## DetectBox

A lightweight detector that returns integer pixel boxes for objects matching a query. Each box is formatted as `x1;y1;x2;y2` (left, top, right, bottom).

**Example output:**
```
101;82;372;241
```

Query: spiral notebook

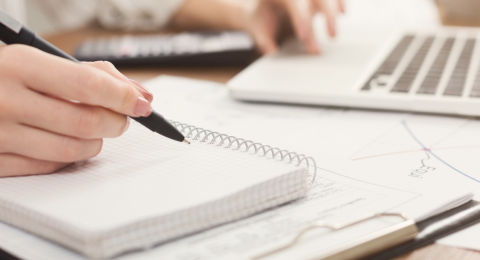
0;121;314;259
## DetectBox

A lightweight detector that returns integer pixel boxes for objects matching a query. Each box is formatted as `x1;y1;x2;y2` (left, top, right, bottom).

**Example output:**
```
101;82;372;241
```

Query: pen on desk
0;10;190;144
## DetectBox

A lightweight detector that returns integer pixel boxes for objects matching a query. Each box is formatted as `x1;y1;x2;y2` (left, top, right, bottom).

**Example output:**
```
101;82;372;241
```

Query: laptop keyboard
471;56;480;97
392;37;434;93
417;38;454;94
361;36;414;90
361;33;480;98
444;38;475;96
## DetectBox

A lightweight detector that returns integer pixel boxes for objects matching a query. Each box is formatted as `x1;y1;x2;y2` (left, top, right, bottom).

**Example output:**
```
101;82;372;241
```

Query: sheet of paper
150;76;480;197
147;75;480;252
0;75;472;260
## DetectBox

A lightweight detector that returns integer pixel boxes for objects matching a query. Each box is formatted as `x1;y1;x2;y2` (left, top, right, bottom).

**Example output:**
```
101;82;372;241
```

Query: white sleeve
0;0;26;23
97;0;187;31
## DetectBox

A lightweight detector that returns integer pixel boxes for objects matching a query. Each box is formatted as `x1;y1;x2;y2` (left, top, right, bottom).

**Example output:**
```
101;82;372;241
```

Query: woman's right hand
0;45;153;177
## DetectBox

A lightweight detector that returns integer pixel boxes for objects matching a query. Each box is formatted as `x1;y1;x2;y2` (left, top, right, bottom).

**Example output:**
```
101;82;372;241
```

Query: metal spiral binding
169;120;317;185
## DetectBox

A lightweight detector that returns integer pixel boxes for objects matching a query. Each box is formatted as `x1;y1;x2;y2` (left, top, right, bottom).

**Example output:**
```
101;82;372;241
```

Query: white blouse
0;0;186;34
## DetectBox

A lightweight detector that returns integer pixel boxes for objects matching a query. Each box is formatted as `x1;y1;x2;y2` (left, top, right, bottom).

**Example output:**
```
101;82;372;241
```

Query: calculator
74;31;255;66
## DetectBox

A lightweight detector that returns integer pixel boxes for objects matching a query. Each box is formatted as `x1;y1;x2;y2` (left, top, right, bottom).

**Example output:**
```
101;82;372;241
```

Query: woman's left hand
243;0;345;54
171;0;344;55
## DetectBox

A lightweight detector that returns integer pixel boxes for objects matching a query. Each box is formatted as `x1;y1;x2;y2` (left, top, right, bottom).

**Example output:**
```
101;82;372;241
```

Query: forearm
170;0;251;31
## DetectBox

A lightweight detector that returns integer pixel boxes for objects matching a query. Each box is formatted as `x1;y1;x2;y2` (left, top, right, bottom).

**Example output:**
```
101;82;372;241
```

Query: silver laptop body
228;25;480;116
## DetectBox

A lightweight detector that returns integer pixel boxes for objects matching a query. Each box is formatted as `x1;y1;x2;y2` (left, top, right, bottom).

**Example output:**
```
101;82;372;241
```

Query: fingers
0;154;70;177
1;124;103;163
83;61;129;81
338;0;345;13
313;0;336;37
83;61;153;103
279;0;319;53
254;30;279;54
0;45;152;117
249;3;279;55
11;87;129;139
129;79;153;103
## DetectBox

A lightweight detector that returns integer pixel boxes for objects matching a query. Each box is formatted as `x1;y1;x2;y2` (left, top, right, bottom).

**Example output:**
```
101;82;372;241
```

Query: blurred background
0;0;477;86
1;0;478;37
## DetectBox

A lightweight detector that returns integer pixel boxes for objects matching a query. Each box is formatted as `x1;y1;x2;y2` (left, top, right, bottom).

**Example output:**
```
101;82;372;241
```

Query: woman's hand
0;45;153;177
171;0;344;54
244;0;345;54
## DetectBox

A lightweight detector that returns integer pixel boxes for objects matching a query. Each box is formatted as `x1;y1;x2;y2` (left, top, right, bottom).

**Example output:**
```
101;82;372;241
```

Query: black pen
0;10;190;144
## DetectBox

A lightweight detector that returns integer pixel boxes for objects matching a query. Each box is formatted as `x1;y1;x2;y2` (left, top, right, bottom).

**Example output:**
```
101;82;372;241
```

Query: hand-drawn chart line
401;120;480;182
350;120;480;182
401;121;479;182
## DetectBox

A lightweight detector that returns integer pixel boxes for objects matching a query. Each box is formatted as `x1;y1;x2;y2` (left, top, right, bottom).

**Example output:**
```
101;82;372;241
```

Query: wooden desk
44;27;480;260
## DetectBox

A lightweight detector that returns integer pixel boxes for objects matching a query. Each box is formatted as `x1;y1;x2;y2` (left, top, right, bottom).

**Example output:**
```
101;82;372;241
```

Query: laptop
228;25;480;116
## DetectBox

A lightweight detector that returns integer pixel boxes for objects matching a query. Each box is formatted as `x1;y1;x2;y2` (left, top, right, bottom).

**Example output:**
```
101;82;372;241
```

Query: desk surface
42;26;480;260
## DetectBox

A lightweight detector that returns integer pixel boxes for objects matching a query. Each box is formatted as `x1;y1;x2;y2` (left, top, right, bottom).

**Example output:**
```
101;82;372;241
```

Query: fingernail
123;117;130;133
134;96;152;117
329;20;336;37
129;79;153;103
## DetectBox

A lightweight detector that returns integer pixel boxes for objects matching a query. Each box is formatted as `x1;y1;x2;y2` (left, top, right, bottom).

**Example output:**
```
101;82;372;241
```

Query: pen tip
183;139;191;145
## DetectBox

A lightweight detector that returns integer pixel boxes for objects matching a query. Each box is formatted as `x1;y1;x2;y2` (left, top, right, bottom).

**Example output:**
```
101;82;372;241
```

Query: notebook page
0;121;307;258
